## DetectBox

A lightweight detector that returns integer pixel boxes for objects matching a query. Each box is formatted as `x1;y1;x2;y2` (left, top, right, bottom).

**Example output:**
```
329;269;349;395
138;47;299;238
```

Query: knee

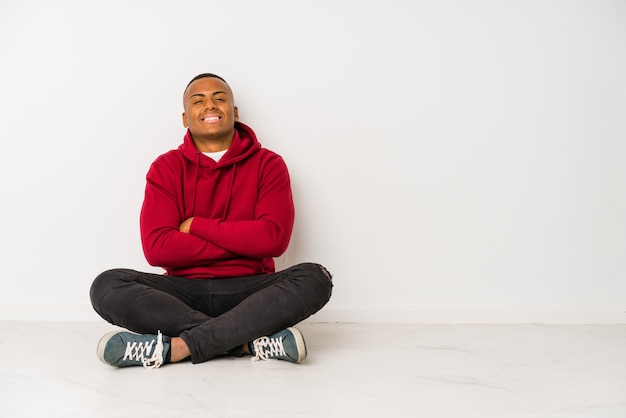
89;268;129;313
298;262;333;301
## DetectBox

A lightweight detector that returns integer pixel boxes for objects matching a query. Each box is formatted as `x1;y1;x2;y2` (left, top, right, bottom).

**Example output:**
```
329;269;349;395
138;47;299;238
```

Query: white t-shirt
203;149;228;162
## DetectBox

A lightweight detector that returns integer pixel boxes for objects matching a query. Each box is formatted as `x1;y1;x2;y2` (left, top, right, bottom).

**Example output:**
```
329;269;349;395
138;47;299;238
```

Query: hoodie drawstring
190;152;200;218
222;163;236;218
190;156;235;220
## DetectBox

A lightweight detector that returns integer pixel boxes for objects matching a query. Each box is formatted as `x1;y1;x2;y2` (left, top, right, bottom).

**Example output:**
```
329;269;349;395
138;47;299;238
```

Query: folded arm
140;164;232;268
188;156;294;258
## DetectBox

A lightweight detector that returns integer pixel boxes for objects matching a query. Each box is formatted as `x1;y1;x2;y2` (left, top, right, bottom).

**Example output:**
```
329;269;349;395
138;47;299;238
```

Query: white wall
1;0;624;323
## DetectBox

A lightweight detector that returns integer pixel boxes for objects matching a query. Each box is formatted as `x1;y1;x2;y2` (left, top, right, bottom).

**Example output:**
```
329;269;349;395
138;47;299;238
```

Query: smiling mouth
202;116;221;122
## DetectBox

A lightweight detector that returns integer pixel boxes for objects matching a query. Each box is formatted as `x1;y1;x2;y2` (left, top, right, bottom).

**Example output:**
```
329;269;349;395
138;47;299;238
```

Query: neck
193;135;233;153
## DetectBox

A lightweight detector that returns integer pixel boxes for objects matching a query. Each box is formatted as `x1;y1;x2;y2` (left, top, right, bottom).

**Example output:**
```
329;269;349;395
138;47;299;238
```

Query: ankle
170;337;191;363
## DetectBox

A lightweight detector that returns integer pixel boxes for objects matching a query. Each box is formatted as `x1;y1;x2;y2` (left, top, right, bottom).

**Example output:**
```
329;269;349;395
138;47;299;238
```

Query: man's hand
179;217;194;234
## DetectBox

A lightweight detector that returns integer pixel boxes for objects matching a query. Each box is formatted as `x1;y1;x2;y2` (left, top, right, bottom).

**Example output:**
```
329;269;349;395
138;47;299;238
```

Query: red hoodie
140;122;295;278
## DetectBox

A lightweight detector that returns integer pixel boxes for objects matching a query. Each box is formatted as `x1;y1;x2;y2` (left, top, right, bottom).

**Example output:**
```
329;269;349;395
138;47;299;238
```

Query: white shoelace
251;335;286;362
122;330;165;369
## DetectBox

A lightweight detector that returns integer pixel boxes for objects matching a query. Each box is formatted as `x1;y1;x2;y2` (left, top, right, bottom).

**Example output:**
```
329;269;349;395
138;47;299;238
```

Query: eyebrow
189;91;228;100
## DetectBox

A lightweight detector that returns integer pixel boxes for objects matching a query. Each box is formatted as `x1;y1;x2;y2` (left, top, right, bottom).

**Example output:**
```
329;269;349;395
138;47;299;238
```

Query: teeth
203;116;220;122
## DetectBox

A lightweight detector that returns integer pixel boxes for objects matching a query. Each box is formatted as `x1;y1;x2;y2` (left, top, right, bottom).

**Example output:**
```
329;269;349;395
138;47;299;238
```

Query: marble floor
0;321;624;418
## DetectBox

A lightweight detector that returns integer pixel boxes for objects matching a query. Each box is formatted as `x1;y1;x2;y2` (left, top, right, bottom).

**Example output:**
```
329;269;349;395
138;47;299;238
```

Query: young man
90;73;333;369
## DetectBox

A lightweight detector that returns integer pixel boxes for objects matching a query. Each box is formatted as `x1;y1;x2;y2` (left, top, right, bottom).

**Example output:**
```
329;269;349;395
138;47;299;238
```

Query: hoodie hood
178;121;261;167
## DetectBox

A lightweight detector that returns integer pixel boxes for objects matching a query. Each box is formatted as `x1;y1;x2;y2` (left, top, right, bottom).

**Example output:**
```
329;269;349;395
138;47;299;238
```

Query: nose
204;99;218;110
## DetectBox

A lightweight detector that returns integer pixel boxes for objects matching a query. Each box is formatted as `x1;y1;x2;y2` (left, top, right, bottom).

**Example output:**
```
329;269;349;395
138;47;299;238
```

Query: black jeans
90;262;333;363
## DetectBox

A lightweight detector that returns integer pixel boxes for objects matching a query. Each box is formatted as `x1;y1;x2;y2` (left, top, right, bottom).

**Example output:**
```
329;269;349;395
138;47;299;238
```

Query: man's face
182;77;238;145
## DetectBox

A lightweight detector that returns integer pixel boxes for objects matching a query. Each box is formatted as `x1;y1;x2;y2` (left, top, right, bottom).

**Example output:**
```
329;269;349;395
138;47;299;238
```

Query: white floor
1;322;625;418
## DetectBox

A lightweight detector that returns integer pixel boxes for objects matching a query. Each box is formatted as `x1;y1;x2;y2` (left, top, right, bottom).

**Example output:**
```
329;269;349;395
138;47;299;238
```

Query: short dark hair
185;73;228;91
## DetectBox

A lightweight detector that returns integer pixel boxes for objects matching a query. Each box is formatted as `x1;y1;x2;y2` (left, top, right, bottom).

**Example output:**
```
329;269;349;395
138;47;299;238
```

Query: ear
234;106;239;122
182;112;188;128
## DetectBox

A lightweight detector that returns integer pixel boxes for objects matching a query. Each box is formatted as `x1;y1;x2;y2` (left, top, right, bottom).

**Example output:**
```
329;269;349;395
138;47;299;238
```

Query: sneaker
97;330;170;369
250;327;307;363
